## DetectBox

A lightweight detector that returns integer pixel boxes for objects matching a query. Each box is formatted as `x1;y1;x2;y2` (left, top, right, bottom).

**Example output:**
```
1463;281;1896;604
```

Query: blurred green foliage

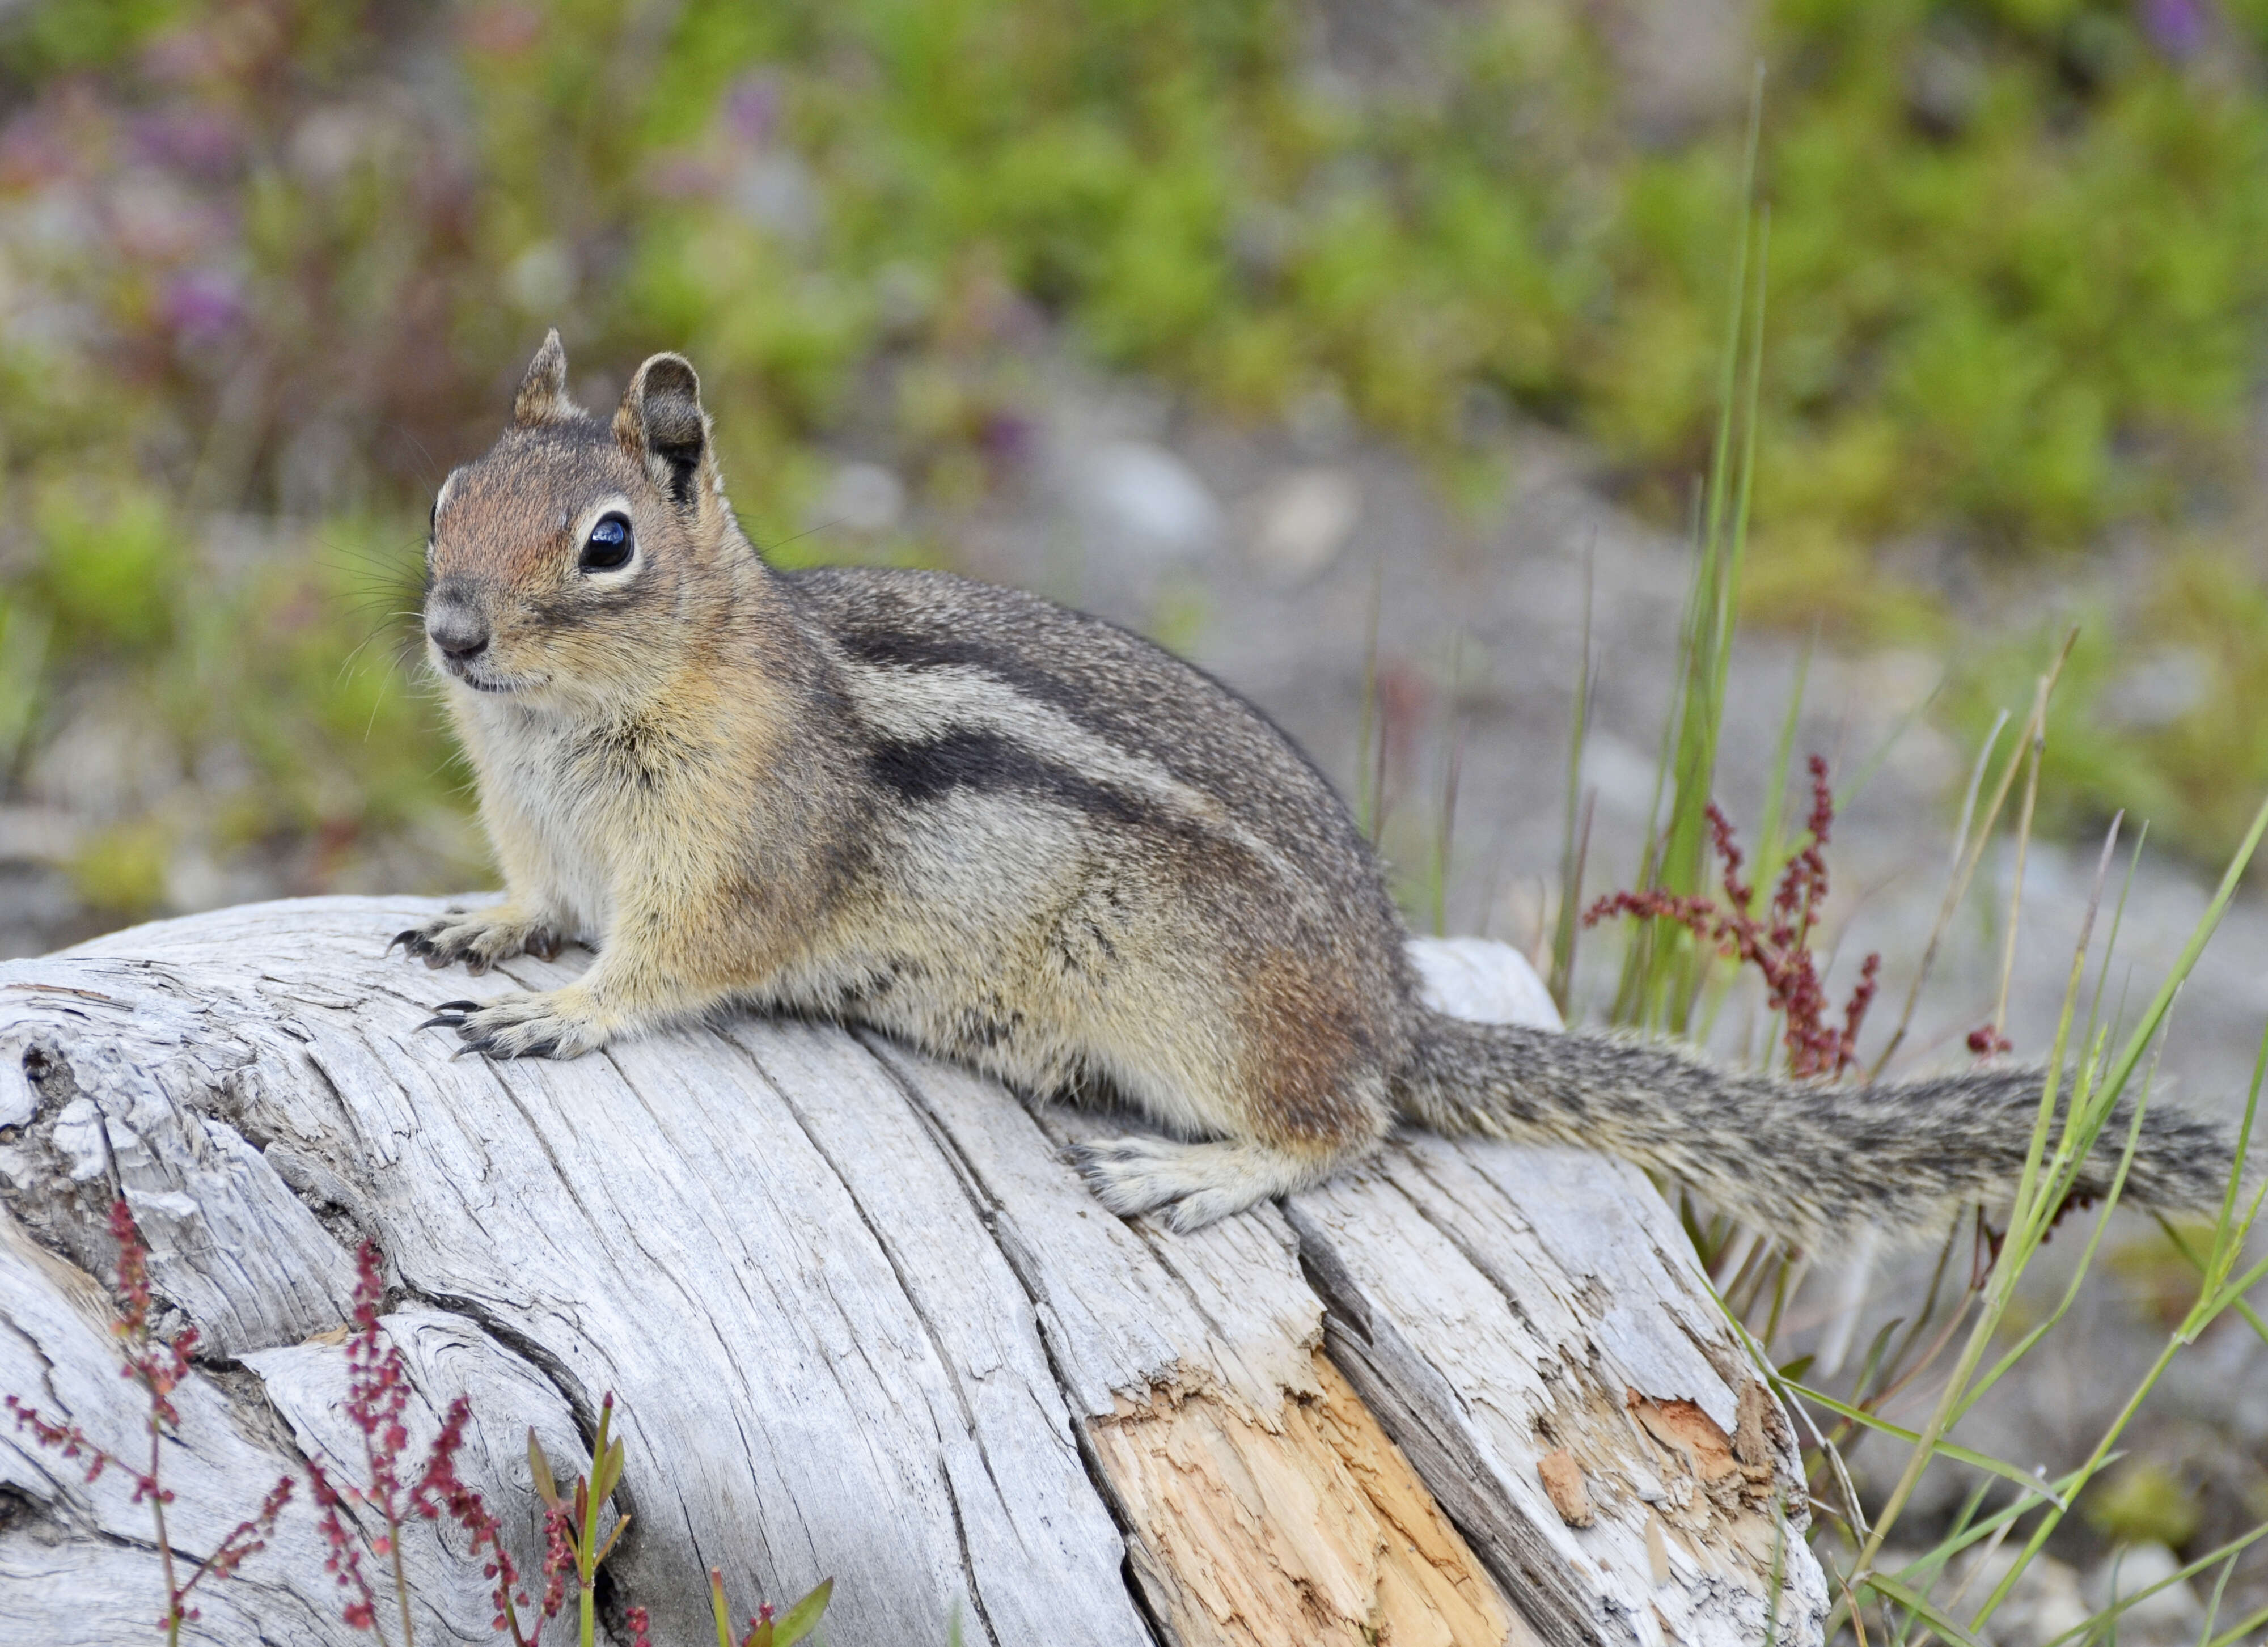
1;0;2266;913
2087;1456;2205;1550
1952;550;2268;866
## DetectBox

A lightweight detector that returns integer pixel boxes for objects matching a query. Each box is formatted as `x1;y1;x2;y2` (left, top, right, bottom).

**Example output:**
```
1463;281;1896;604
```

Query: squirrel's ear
615;352;713;508
513;329;581;427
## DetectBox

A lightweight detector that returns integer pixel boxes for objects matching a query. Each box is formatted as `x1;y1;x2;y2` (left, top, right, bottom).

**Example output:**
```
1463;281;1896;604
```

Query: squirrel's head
422;331;750;709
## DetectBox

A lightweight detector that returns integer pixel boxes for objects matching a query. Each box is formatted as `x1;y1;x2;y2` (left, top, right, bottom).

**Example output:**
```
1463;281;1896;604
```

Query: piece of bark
0;896;1826;1646
1536;1450;1594;1529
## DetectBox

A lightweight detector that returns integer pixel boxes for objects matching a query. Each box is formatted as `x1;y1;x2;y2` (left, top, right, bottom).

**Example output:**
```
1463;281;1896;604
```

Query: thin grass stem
1987;664;2061;1045
1871;708;2013;1077
1550;551;1597;1008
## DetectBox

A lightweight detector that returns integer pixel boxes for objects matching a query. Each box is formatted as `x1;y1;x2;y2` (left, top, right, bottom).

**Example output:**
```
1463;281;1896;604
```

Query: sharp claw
387;929;421;956
432;999;481;1011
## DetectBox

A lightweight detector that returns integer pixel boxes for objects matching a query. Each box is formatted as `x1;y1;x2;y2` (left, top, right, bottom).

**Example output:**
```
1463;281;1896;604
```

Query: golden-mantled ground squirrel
396;333;2235;1236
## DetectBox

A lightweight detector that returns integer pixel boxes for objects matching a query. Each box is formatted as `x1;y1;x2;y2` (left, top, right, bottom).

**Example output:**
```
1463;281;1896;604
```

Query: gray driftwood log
0;897;1827;1646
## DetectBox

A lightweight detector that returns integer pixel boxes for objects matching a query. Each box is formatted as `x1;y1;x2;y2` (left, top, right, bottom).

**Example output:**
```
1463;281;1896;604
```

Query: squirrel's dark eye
580;513;633;572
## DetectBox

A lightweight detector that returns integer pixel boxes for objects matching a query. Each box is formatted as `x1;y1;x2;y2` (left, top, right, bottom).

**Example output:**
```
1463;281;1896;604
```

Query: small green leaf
592;1510;632;1567
772;1577;834;1647
526;1428;560;1510
597;1436;625;1502
711;1569;733;1647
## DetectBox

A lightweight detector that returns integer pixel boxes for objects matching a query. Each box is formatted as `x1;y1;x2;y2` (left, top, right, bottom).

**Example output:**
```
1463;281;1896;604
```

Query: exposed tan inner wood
1090;1352;1533;1647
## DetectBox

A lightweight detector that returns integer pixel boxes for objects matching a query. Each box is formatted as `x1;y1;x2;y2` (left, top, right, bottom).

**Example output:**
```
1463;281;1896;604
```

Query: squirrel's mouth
440;658;537;695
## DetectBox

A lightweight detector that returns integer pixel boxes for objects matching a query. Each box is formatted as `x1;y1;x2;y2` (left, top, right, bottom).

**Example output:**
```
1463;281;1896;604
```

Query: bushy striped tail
1393;1012;2238;1247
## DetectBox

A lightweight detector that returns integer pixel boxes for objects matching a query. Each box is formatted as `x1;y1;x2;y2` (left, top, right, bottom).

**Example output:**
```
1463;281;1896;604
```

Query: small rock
1247;467;1361;583
2084;1544;2204;1642
505;239;576;314
814;462;905;536
1579;731;1663;824
1907;28;1990;141
0;806;79;865
872;261;936;338
1458;382;1512;447
1287;385;1355;459
1075;441;1222;563
2101;649;2211;730
288;107;370;184
1955;1546;2089;1646
166;843;239;914
730;152;821;243
24;704;180;822
1595;0;1760;144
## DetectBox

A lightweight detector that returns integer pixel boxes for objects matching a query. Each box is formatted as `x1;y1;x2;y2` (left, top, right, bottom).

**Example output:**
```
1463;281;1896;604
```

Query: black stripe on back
819;593;1354;822
867;727;1149;829
836;629;1100;730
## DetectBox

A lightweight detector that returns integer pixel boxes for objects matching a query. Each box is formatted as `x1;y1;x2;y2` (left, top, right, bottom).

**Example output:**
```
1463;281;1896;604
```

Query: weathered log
0;898;1827;1646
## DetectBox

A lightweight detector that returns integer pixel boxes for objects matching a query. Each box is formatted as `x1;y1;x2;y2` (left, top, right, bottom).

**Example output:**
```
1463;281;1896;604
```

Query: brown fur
397;335;2244;1240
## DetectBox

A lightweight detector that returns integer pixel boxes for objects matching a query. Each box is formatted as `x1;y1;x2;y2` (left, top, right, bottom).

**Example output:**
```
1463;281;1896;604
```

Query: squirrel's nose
426;604;490;661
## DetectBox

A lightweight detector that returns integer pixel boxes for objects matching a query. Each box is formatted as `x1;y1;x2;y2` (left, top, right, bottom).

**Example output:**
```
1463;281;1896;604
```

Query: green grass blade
2154;1216;2268;1348
1550;553;1597;1009
1863;1572;1986;1647
1750;626;1812;915
2095;790;2268;1115
1782;1381;2067;1508
2034;1522;2268;1646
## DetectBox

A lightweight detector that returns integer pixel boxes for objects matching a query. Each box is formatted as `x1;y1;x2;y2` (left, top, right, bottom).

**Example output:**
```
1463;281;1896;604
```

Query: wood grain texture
0;896;1825;1646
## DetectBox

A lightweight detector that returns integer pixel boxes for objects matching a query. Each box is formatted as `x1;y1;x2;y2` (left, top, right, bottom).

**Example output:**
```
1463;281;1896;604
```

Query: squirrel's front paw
420;989;606;1060
390;907;564;975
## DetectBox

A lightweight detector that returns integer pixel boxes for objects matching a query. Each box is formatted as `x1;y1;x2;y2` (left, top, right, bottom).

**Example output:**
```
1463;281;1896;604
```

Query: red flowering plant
311;1240;582;1647
5;1199;294;1646
523;1391;629;1647
1585;753;1881;1081
7;1207;830;1645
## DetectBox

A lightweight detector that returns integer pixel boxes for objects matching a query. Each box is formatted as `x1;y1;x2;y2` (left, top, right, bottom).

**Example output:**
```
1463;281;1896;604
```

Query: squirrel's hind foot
1072;1134;1355;1232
